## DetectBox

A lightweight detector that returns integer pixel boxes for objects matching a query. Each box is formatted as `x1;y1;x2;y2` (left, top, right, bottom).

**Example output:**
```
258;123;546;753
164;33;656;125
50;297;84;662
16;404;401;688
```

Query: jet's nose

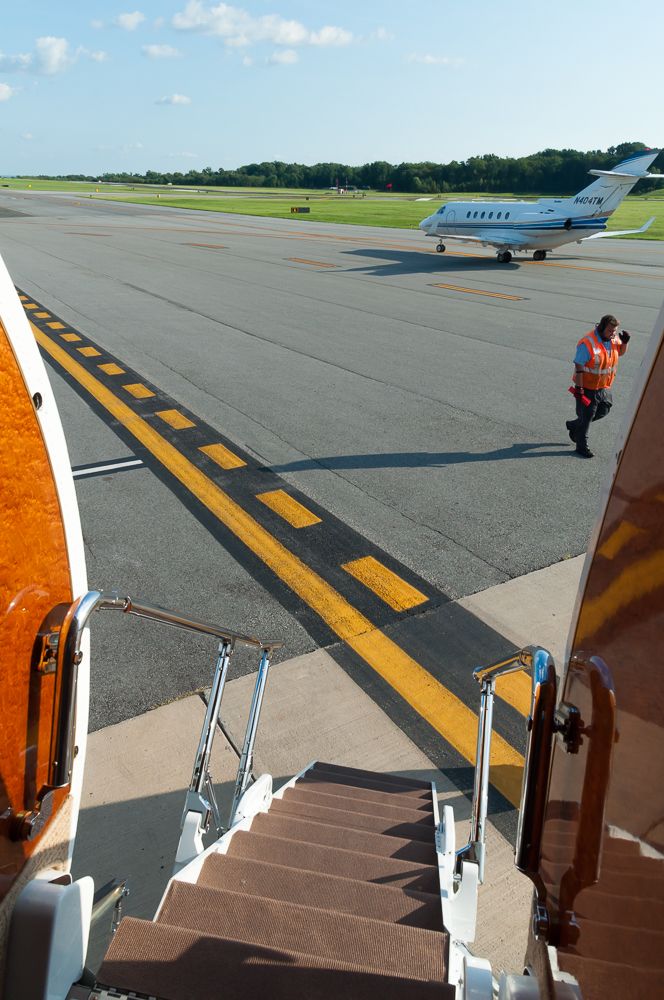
419;216;433;231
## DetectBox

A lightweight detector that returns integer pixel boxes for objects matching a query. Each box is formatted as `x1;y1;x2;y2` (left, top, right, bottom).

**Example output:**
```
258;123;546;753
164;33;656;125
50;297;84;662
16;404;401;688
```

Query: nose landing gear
436;243;446;253
497;250;513;263
533;250;547;262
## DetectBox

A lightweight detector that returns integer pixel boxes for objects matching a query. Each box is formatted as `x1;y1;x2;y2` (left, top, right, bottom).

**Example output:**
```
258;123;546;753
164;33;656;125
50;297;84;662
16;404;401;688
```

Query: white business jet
419;149;663;262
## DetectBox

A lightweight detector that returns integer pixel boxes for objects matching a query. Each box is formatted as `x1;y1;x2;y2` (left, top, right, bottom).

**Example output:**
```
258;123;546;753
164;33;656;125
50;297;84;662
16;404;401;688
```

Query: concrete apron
72;555;584;976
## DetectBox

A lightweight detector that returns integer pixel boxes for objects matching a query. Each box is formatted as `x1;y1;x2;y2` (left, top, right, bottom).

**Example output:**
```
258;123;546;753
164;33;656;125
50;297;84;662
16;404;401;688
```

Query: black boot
565;420;577;443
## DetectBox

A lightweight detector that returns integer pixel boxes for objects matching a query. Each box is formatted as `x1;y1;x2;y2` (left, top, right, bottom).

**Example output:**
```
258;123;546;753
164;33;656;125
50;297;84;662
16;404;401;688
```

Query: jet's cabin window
489;212;493;219
505;212;510;219
473;211;478;218
480;211;485;218
497;212;502;219
467;211;471;218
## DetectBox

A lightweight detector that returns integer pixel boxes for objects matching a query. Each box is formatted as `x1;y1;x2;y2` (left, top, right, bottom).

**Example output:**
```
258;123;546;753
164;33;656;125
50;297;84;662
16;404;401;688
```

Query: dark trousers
569;388;613;449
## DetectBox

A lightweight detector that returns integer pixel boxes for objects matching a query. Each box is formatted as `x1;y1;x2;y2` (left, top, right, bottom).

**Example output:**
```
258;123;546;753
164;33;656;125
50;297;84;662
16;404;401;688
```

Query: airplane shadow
339;246;520;278
268;441;573;474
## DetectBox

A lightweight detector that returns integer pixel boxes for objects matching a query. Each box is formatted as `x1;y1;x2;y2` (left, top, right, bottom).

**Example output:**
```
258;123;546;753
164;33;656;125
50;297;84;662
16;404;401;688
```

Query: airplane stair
93;762;455;999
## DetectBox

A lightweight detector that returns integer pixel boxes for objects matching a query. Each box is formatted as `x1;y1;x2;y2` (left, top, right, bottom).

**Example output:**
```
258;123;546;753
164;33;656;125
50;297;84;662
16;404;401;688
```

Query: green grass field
3;177;663;239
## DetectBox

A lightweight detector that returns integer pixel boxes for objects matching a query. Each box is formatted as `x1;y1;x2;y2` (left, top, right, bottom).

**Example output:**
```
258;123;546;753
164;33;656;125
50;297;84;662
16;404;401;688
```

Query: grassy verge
96;192;664;239
2;177;662;238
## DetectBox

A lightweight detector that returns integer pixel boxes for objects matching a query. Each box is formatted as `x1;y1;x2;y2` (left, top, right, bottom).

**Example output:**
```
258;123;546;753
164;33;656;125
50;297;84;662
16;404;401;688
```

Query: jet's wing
581;217;655;240
431;229;531;249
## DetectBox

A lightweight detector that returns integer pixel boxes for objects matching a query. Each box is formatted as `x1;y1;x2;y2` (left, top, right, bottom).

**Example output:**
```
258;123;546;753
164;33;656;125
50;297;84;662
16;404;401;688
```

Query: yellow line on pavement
287;258;339;268
123;383;155;399
257;489;322;528
200;443;247;470
33;324;525;806
156;409;195;430
526;260;662;280
432;283;522;301
343;556;427;611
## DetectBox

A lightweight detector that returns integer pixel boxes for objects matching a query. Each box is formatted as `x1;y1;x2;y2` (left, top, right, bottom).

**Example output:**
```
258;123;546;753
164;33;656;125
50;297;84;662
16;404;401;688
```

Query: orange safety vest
576;329;623;390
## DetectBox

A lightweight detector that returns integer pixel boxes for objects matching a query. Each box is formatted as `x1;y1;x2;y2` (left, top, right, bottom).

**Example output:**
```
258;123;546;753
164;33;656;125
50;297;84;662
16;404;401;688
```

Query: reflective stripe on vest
577;329;619;390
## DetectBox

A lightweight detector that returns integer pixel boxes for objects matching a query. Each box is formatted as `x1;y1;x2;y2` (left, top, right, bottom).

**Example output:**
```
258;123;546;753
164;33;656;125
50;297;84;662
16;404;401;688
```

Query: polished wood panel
535;324;664;997
0;320;72;901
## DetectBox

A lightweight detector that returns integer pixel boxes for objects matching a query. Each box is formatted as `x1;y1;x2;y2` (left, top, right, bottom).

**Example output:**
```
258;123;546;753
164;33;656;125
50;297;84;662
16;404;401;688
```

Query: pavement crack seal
32;318;525;808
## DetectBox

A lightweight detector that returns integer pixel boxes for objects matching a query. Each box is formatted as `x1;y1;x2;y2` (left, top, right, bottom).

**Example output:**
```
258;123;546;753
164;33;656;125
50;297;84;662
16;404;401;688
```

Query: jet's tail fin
565;149;662;218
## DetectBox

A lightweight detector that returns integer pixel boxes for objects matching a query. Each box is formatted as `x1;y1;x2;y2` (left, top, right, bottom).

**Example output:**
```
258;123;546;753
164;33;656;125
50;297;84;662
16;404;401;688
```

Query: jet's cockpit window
437;206;445;214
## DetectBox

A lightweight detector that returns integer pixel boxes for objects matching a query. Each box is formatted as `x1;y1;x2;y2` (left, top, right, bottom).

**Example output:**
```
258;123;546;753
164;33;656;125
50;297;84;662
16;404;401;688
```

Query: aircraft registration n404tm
419;148;663;263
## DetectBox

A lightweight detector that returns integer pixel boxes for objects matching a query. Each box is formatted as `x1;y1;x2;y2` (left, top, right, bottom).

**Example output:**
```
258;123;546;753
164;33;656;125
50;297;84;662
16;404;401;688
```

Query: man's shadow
268;441;573;474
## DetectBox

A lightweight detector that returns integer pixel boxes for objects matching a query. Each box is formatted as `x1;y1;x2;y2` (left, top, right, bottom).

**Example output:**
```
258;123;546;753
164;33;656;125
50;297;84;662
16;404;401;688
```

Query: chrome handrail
97;592;282;651
228;647;272;827
457;646;557;884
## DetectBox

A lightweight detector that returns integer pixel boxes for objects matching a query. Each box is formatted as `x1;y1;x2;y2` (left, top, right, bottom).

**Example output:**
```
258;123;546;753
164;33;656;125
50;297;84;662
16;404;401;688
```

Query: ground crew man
566;315;630;458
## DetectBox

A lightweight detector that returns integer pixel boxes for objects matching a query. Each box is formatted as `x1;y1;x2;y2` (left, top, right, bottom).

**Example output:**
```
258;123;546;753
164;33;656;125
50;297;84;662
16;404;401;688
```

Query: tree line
37;142;661;195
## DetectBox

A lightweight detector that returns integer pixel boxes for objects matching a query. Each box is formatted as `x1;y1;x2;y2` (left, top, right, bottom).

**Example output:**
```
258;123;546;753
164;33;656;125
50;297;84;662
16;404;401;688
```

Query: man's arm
574;342;591;387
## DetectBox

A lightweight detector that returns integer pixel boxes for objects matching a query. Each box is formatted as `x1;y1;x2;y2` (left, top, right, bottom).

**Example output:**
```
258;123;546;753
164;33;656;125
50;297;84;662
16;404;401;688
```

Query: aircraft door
444;209;456;233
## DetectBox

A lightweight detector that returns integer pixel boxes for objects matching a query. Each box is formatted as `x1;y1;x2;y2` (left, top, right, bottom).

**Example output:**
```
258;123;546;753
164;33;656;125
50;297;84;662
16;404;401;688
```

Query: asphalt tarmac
2;191;662;786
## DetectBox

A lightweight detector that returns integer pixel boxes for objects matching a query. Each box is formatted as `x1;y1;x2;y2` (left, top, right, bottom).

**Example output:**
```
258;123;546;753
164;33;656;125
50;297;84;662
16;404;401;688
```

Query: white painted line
72;457;144;479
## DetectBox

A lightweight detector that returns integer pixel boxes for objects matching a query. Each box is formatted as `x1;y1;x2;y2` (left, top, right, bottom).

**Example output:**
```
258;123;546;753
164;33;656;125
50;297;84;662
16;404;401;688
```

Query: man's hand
619;330;631;344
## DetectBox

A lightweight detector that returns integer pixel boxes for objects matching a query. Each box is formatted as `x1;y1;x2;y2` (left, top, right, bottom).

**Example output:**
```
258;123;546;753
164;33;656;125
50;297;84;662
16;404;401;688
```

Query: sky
1;1;662;176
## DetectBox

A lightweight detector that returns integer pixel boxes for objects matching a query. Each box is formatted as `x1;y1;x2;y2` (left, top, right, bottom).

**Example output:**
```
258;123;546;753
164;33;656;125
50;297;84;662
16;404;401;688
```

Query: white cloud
35;37;72;75
172;2;353;50
310;26;352;46
22;131;33;140
142;44;181;58
90;19;104;29
0;37;107;75
406;53;464;66
0;52;31;71
242;54;253;66
156;93;191;105
267;48;297;65
116;11;146;31
0;83;15;101
372;27;392;42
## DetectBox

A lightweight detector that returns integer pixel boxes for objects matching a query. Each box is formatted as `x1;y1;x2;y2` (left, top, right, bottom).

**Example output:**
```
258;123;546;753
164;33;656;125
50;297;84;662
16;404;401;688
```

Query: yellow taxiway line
34;322;526;806
432;283;523;301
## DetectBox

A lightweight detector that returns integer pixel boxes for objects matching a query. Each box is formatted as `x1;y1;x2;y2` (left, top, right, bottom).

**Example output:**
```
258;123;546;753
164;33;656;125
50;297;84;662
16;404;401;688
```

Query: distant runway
2;190;662;825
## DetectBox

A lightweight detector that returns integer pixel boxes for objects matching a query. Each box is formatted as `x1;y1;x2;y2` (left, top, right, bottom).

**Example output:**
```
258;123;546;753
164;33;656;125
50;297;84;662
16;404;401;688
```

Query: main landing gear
436;243;446;253
496;250;512;263
533;250;547;262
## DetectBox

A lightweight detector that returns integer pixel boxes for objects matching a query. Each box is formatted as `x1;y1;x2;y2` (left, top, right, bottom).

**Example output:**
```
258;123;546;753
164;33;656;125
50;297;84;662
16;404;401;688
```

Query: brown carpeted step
98;917;455;1000
282;785;434;824
311;761;431;790
250;812;436;865
558;952;663;1000
157;880;447;982
575;887;664;930
296;776;434;811
198;853;443;930
270;796;434;843
228;831;439;892
300;771;432;802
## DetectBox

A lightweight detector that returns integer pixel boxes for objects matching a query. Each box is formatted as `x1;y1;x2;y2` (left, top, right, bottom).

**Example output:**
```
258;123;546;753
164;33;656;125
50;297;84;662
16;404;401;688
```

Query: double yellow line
35;324;527;805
